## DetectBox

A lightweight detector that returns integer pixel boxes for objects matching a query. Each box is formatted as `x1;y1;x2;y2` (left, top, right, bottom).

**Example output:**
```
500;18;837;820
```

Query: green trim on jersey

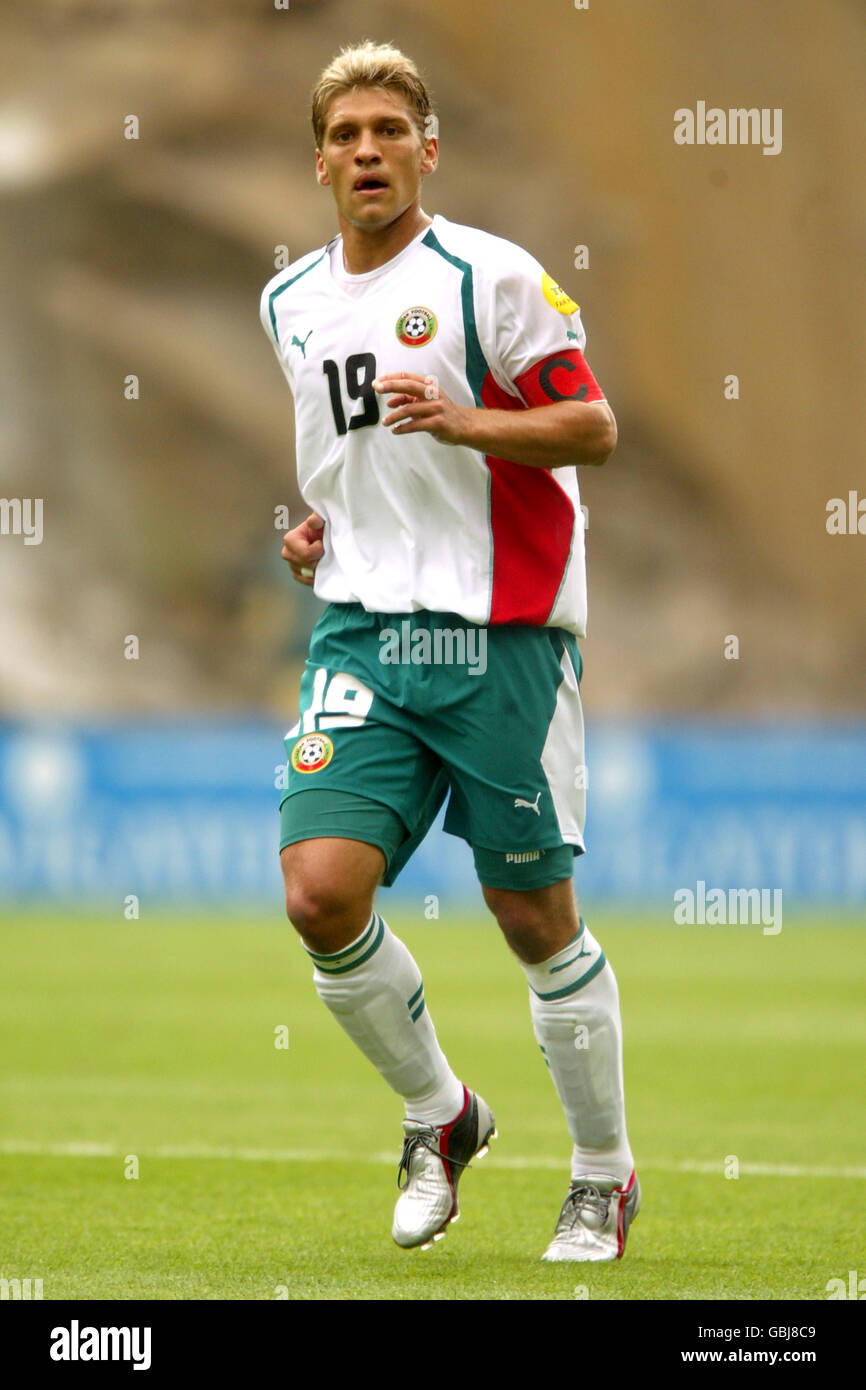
421;228;488;403
422;226;496;622
267;246;330;348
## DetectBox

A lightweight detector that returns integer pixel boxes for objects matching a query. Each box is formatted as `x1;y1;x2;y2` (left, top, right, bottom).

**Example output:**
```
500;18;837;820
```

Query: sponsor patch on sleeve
541;271;579;316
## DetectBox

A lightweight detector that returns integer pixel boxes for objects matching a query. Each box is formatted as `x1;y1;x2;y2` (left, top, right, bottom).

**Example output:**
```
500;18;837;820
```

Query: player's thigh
283;616;446;847
438;625;586;868
279;647;446;945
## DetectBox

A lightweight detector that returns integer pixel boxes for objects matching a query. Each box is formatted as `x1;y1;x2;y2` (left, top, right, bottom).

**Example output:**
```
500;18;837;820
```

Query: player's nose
354;132;383;162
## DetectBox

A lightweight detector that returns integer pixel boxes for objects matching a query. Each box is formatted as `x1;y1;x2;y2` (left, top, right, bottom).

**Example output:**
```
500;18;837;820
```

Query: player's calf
279;835;472;1246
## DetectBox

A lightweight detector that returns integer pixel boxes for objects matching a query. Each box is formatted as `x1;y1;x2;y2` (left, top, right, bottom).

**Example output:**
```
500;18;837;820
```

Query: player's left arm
373;253;615;469
373;372;615;468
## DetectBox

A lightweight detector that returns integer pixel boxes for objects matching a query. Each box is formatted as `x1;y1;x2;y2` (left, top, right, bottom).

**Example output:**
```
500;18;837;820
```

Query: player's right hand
281;512;324;587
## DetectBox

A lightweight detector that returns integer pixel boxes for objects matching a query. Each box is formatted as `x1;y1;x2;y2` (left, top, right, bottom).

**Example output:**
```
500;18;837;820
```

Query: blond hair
311;41;434;148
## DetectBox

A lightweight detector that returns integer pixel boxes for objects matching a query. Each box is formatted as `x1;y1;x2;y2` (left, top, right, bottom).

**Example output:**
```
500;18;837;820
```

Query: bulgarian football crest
396;306;437;346
291;733;334;773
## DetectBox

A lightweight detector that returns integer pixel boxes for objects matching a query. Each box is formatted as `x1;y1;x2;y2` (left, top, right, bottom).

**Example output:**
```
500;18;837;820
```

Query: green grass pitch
1;909;863;1300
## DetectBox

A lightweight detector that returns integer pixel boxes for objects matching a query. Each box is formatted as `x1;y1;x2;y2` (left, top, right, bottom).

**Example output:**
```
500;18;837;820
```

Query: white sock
305;911;465;1125
520;919;634;1184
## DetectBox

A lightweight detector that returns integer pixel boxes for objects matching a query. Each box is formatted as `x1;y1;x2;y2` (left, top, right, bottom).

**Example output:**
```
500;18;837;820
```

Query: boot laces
396;1127;472;1191
556;1182;610;1232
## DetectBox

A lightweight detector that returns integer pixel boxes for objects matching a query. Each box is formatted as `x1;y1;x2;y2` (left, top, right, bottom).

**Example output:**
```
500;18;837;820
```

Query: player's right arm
259;260;327;587
281;512;325;587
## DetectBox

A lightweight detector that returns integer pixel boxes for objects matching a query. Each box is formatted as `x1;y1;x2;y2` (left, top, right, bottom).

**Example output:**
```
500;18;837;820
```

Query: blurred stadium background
0;0;864;1301
0;0;863;912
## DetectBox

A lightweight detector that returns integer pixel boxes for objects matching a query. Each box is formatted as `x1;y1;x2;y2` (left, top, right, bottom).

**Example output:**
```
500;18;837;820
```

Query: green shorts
279;603;587;890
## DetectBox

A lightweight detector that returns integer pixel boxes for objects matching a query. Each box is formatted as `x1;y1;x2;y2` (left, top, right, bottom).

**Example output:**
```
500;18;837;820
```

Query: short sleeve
259;277;294;389
260;285;273;337
487;249;606;408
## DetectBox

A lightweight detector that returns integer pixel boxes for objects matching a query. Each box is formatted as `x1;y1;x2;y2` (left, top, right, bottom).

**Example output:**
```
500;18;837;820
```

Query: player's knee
484;889;546;940
483;882;581;961
490;904;554;961
280;837;384;951
281;868;373;955
283;879;346;937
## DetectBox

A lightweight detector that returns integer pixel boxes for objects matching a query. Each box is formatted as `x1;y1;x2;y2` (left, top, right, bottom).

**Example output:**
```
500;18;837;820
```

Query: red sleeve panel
481;368;576;627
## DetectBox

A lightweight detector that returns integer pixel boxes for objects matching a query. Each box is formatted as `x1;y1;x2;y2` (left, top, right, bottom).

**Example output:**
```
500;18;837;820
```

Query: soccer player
260;41;639;1261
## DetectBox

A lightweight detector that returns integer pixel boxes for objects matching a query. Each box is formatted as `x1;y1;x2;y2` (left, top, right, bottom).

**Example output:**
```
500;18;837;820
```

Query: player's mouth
353;175;389;197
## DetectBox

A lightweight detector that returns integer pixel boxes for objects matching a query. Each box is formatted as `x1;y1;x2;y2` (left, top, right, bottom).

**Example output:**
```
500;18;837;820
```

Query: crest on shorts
396;306;437;346
291;732;334;774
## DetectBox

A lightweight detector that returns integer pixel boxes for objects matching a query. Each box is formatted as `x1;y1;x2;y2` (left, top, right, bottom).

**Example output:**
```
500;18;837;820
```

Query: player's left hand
373;373;473;446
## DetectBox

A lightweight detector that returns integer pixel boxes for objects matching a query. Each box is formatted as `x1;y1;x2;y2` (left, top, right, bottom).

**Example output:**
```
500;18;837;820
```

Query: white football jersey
260;214;606;635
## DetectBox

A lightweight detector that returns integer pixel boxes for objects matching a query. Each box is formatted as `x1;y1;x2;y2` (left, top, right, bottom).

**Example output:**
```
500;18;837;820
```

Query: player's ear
420;138;438;178
419;111;439;177
315;150;330;187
